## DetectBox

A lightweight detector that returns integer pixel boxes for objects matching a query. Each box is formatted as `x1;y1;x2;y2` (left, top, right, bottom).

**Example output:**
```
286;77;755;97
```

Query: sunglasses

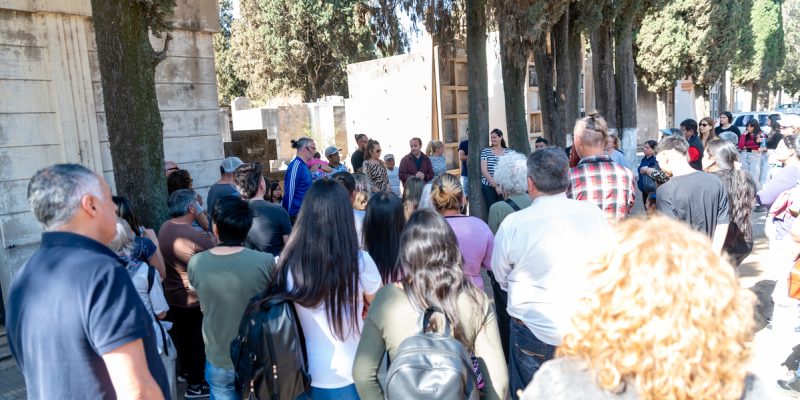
699;123;709;127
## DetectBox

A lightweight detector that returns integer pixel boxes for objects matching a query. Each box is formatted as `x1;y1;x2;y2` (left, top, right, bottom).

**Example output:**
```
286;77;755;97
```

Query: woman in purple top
431;173;493;289
757;134;800;208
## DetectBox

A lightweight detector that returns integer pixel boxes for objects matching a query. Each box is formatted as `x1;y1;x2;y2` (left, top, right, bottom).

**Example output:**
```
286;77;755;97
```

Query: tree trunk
466;0;489;220
498;26;530;155
589;25;618;131
532;30;564;147
552;9;576;148
90;0;170;230
751;82;760;111
718;72;728;114
565;4;582;131
614;16;638;169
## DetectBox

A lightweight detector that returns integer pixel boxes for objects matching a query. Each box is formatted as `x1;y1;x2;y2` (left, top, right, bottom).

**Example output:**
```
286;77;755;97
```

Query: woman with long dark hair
273;179;381;399
480;128;511;211
738;119;765;189
113;196;166;278
402;176;425;219
702;139;756;265
353;209;508;399
715;111;741;144
637;140;659;207
362;191;406;284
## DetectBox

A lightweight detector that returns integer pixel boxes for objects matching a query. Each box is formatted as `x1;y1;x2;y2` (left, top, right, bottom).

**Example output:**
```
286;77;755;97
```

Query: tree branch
153;33;173;66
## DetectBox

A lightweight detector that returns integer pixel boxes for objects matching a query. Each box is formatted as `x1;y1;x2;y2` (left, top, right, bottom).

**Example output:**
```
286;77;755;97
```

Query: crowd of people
6;109;800;400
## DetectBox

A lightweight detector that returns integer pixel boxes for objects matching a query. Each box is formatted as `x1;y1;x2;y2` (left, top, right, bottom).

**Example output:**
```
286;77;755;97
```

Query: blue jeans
461;176;469;198
508;319;557;400
205;361;239;400
297;384;359;400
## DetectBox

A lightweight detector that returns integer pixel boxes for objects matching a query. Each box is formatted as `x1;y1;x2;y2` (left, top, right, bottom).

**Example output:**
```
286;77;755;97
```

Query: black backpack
230;287;311;400
385;306;479;399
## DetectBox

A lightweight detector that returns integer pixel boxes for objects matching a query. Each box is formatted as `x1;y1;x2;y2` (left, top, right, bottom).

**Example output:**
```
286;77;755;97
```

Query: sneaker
184;383;210;399
177;374;187;383
778;377;800;397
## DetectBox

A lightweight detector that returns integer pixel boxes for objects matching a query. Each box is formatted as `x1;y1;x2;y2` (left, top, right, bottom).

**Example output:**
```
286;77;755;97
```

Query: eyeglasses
306;145;316;151
167;167;180;172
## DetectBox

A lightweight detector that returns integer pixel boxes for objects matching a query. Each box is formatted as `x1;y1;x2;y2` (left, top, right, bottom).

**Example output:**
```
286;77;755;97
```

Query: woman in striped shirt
480;128;512;211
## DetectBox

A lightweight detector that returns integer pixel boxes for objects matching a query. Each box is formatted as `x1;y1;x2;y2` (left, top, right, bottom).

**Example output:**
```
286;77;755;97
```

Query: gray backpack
385;306;479;400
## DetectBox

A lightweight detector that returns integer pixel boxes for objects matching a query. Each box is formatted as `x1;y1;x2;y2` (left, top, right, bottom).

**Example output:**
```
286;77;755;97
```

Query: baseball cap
324;146;340;157
779;114;800;128
221;156;244;173
384;153;395;161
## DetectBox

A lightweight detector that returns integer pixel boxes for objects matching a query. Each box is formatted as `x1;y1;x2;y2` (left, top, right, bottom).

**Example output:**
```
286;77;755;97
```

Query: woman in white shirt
110;219;177;400
273;179;381;399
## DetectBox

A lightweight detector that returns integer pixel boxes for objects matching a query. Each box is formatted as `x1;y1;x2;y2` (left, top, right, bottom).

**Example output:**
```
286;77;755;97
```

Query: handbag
789;259;800;300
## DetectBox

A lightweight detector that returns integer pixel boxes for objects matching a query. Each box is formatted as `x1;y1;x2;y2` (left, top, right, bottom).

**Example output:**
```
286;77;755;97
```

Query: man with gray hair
159;188;216;397
492;148;611;398
6;164;169;399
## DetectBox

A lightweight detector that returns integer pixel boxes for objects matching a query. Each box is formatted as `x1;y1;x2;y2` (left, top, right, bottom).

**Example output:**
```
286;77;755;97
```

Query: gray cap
221;156;243;173
324;146;340;157
383;153;395;161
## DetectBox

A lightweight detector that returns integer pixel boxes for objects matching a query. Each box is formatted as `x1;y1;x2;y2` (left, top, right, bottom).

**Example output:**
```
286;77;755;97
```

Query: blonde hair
353;172;371;211
430;173;462;212
426;140;444;156
559;217;755;400
574;111;609;148
109;218;135;257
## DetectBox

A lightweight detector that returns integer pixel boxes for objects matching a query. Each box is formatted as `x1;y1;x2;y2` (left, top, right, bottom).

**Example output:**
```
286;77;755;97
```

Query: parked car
776;103;800;115
731;112;783;134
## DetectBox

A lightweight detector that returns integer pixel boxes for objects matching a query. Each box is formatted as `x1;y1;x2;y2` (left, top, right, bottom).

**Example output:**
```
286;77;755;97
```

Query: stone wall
0;0;223;304
231;97;347;170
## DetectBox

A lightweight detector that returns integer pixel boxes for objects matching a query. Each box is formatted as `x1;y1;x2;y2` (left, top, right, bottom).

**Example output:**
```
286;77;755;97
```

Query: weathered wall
0;0;222;304
345;43;435;163
231;98;346;170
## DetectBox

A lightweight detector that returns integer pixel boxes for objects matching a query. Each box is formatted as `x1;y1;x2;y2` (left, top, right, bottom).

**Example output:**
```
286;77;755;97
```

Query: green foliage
731;0;785;87
780;0;800;96
635;0;690;93
135;0;176;37
490;0;567;62
634;0;755;93
214;0;247;105
232;0;378;103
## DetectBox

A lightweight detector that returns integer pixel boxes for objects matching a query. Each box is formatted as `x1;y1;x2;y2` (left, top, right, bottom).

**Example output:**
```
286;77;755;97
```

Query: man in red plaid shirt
566;113;636;220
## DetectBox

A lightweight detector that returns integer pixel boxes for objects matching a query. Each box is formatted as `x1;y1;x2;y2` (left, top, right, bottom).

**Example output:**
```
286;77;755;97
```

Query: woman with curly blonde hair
522;217;766;400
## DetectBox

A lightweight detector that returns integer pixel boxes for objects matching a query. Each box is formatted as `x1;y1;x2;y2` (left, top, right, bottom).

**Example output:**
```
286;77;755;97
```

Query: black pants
168;306;206;385
481;183;501;214
487;271;510;363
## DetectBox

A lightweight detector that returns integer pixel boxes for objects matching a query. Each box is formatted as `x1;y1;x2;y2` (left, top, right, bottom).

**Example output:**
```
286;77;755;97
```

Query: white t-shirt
129;262;172;355
287;250;381;388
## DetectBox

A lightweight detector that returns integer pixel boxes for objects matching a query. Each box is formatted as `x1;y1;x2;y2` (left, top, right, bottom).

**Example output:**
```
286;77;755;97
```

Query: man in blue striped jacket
282;136;315;222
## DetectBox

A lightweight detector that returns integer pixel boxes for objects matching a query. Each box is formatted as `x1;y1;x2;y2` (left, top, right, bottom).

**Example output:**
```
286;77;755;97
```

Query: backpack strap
421;306;453;338
147;264;156;293
505;198;521;211
145;265;169;356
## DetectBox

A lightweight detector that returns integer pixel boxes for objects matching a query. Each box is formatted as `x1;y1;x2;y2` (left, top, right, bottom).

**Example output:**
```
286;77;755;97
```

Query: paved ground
0;209;794;399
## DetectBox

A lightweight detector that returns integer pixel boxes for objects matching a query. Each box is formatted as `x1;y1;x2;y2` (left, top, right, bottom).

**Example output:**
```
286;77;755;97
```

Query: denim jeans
508;319;557;400
205;361;239;400
461;176;469;198
740;151;762;190
296;384;359;400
